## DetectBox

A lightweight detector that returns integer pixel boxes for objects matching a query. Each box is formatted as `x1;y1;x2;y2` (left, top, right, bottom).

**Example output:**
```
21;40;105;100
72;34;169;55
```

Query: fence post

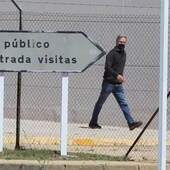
0;76;4;152
11;0;23;150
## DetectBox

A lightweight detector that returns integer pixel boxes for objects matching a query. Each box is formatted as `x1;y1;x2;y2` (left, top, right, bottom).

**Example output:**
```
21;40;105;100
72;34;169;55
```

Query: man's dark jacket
103;45;126;84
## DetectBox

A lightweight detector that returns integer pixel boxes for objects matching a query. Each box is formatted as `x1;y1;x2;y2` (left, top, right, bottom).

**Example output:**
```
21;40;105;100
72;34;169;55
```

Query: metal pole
159;0;169;169
124;91;170;160
61;73;69;156
11;0;22;150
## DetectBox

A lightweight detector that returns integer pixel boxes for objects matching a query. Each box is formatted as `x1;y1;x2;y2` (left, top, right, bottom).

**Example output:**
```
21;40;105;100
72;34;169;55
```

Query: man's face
118;37;127;45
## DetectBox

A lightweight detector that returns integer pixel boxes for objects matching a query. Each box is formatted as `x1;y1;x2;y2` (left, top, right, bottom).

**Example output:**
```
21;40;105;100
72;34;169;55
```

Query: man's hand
117;75;125;83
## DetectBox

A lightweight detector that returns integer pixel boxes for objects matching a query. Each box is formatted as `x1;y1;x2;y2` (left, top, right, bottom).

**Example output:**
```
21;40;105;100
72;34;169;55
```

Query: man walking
89;35;142;130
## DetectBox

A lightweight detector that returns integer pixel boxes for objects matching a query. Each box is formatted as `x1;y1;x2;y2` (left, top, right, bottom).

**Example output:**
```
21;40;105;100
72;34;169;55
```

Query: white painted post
0;76;4;152
60;73;69;156
159;0;169;169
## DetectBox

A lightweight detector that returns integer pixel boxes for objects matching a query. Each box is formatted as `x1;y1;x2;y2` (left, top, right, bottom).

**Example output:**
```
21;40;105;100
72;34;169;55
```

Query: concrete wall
0;0;169;131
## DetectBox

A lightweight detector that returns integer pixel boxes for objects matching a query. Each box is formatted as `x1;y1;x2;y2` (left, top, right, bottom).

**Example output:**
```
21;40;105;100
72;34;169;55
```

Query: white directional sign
0;31;106;72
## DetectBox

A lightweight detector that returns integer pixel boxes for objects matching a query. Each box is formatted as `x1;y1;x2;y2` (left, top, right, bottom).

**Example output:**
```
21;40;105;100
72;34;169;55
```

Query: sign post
0;30;106;155
61;72;69;156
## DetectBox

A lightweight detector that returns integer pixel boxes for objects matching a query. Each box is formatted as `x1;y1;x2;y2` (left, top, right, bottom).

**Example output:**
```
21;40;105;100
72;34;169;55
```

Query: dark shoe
89;123;102;129
129;121;143;130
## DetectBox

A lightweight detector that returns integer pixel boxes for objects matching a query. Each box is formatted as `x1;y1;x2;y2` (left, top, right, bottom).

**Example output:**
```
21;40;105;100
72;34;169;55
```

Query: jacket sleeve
104;50;119;77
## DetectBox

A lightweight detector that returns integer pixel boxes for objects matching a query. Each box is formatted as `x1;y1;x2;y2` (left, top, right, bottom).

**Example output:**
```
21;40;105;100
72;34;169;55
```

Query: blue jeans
90;80;134;125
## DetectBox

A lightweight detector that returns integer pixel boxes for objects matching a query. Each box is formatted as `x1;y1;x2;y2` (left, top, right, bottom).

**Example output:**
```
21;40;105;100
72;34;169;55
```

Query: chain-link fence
1;11;170;161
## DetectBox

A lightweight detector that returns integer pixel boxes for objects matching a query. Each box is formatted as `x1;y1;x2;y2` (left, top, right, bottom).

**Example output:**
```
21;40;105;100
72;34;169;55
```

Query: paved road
3;118;170;161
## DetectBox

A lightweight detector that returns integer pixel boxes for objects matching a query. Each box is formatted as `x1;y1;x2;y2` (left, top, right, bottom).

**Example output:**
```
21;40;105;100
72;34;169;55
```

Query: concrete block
139;164;157;170
0;164;65;170
167;164;170;170
37;165;65;170
139;163;170;170
105;164;138;170
65;165;104;170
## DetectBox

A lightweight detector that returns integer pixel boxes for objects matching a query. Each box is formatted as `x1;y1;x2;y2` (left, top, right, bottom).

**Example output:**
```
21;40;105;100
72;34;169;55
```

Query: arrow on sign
0;31;106;72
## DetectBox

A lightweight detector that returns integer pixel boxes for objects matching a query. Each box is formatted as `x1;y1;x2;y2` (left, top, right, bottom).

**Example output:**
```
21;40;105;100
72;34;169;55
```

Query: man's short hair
116;35;127;45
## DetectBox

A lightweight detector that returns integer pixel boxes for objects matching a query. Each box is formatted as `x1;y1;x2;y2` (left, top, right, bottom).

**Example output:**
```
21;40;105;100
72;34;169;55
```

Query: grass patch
0;148;128;161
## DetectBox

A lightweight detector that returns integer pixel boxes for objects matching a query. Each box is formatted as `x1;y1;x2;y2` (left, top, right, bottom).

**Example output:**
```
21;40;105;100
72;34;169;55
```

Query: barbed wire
0;0;160;9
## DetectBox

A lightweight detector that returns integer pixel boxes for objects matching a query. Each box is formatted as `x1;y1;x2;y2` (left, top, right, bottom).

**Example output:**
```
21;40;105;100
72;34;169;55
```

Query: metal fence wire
1;11;170;161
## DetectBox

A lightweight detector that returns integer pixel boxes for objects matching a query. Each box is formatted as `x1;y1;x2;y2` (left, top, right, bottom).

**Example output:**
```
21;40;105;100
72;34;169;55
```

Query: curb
0;160;169;170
